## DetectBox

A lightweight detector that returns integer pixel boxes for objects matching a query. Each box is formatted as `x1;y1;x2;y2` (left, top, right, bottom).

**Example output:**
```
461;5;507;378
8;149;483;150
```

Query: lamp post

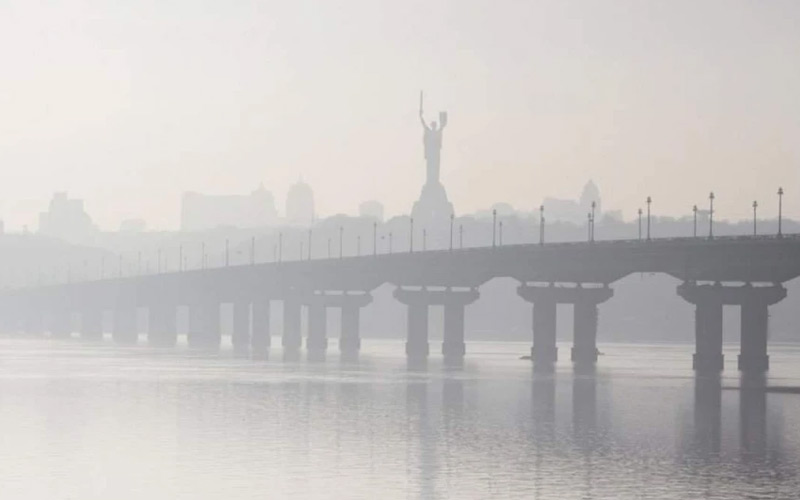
449;214;454;251
692;205;698;238
492;209;497;248
778;187;784;237
752;200;758;236
539;205;544;245
422;229;427;251
410;217;414;253
708;192;715;240
587;213;592;242
637;208;642;241
498;221;503;246
591;201;596;242
646;196;652;241
459;224;464;249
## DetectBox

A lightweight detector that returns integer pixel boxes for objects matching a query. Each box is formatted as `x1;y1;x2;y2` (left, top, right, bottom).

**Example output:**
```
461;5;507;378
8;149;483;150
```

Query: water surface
1;338;799;499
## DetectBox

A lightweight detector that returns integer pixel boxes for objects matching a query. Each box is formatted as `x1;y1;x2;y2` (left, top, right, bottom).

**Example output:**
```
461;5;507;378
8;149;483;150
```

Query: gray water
1;338;799;500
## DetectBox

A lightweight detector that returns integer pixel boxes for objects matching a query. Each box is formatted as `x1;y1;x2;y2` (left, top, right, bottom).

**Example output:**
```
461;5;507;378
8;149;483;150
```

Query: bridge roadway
2;234;799;371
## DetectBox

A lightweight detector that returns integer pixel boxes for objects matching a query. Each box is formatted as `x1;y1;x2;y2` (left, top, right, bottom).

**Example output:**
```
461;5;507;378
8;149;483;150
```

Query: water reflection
1;341;800;499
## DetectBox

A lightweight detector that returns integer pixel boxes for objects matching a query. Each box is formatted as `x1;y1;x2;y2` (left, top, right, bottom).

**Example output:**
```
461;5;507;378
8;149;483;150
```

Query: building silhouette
285;179;315;226
359;200;384;222
180;184;278;231
542;180;602;224
38;192;96;243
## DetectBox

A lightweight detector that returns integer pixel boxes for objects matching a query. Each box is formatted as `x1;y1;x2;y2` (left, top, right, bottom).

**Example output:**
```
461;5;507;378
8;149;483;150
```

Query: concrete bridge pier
251;300;271;359
80;309;104;341
188;302;221;350
678;282;787;372
148;304;177;347
517;284;613;366
112;307;138;345
678;283;725;373
231;301;251;356
282;296;302;359
441;290;480;361
394;288;430;362
738;285;786;372
339;293;372;359
571;287;613;365
49;308;72;339
517;285;558;365
306;302;328;361
24;310;45;336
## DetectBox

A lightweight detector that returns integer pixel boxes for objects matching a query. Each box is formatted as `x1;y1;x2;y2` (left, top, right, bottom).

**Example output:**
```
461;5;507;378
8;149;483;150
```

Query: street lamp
591;201;596;241
492;209;497;248
752;200;758;236
449;214;454;251
459;224;464;249
708;192;715;240
778;187;784;237
539;205;544;245
637;208;642;241
692;205;698;238
499;221;503;246
410;217;414;253
646;196;652;241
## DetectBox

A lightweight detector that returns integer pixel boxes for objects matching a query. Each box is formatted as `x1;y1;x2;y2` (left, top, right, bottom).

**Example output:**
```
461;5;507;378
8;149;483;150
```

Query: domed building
580;180;601;217
285;178;315;226
541;180;602;224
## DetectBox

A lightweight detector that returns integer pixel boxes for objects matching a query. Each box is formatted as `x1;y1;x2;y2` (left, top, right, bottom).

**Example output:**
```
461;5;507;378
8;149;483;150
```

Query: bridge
1;234;798;372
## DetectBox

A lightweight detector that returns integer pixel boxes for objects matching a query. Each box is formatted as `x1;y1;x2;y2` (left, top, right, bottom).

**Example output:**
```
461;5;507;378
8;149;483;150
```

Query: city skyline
1;1;798;230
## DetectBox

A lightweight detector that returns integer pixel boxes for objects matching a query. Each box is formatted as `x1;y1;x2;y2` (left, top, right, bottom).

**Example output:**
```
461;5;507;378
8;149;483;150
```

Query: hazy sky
1;0;799;230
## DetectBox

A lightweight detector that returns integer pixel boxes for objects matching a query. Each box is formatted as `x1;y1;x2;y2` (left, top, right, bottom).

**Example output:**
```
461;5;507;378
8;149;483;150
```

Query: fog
1;1;799;230
1;2;800;499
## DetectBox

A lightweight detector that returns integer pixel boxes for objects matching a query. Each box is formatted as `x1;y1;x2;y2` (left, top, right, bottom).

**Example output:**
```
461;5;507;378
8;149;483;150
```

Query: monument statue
419;91;447;185
411;91;454;237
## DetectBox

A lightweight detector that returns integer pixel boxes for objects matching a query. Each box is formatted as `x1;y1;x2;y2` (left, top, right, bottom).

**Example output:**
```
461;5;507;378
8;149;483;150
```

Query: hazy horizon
2;0;799;231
